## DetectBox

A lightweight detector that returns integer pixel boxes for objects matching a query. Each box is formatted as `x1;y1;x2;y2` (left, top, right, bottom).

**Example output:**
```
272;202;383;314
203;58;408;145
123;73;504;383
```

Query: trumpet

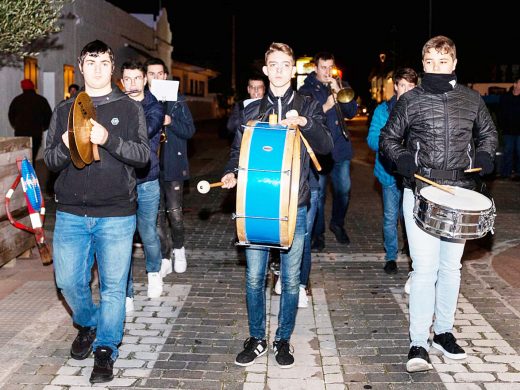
327;68;355;140
329;68;355;104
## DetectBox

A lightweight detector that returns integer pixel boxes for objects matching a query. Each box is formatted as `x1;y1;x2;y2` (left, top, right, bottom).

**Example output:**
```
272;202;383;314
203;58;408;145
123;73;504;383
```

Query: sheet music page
150;79;179;102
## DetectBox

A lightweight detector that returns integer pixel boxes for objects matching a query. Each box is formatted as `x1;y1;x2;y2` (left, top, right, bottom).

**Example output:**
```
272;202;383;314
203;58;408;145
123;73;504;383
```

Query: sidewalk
0;119;519;389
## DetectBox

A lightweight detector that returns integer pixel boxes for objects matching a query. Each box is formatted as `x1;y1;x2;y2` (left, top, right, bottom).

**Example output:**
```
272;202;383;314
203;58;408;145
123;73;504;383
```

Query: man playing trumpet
299;52;358;253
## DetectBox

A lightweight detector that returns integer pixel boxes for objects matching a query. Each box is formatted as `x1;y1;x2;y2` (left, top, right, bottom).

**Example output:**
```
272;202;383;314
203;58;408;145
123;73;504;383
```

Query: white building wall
0;0;172;137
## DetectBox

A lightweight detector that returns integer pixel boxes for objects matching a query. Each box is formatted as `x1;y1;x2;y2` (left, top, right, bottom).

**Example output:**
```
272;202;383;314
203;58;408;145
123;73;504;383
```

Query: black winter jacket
136;90;164;184
44;87;150;217
379;83;498;190
8;90;52;137
223;88;333;207
160;95;196;182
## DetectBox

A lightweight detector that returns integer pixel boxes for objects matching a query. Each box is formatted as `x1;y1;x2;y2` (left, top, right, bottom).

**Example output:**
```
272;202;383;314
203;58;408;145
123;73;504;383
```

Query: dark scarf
421;73;457;94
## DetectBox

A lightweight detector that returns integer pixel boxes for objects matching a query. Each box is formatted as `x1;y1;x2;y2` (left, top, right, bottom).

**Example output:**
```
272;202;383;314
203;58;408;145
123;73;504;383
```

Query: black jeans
156;179;184;258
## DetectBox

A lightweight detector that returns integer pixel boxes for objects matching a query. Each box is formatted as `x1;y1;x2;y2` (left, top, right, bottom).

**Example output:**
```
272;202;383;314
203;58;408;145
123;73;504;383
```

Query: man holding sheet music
145;58;196;276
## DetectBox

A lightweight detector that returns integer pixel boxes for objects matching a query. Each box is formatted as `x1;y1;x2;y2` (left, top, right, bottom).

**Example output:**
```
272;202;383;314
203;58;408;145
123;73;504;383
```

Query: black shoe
70;326;96;360
234;337;267;366
432;332;467;359
89;346;114;384
272;339;294;368
311;235;325;251
329;224;350;244
383;260;398;274
406;346;433;372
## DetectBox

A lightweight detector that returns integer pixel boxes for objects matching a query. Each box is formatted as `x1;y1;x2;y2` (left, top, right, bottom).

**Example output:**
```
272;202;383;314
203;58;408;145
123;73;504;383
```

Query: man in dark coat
8;79;52;160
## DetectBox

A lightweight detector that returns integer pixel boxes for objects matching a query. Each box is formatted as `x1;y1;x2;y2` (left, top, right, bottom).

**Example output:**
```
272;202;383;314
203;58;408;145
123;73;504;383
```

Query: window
63;65;75;99
24;57;38;90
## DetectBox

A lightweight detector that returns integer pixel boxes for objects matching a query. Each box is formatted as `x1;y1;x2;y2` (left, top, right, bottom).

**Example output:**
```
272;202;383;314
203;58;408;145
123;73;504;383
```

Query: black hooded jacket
44;86;150;217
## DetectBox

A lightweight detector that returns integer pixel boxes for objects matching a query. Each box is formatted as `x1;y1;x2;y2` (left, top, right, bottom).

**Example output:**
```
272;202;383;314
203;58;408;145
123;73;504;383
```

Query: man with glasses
144;58;196;276
121;60;164;308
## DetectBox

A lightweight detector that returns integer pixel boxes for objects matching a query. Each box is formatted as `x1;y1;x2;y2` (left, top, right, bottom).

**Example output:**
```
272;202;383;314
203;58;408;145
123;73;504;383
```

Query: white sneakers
125;296;134;313
274;275;282;295
160;258;172;278
404;272;412;295
173;247;187;273
298;286;309;308
147;272;163;298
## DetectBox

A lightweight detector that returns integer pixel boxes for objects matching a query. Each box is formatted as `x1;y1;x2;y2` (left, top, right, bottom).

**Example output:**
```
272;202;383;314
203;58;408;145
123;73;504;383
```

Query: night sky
107;1;517;104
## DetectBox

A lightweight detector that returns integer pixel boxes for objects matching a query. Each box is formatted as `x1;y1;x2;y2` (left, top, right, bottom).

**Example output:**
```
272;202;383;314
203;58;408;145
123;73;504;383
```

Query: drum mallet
197;180;224;194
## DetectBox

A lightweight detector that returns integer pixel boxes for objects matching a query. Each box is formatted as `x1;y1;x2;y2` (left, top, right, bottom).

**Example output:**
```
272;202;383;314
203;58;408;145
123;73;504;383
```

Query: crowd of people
29;33;508;383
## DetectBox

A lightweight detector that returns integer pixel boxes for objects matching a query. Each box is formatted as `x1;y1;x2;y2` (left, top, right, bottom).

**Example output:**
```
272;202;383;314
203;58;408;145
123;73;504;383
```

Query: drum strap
419;167;466;180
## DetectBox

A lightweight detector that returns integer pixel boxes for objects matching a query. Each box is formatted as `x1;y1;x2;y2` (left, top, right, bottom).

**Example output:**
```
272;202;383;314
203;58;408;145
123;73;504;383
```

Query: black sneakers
90;346;114;384
432;332;467;359
383;260;398;274
234;337;267;366
70;326;96;360
406;346;433;372
272;339;294;368
329;224;350;244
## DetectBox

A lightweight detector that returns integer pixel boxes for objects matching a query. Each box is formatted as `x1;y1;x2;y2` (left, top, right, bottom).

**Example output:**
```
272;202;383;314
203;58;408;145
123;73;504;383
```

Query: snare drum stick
464;167;482;173
300;134;322;172
414;174;456;195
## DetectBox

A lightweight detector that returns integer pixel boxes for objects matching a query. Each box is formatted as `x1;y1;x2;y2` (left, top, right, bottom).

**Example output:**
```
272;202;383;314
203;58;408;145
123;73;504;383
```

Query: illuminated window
24;57;38;90
63;65;75;99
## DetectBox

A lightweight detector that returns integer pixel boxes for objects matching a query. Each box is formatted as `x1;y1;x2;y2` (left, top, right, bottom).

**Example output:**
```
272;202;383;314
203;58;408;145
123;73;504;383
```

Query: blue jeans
382;183;403;261
53;211;136;360
245;206;306;341
300;189;318;287
501;134;520;177
314;159;351;236
403;189;465;350
127;179;161;298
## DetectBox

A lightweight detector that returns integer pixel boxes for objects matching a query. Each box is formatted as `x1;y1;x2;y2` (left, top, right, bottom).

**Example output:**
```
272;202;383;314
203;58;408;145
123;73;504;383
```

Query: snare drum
234;120;301;248
414;185;496;240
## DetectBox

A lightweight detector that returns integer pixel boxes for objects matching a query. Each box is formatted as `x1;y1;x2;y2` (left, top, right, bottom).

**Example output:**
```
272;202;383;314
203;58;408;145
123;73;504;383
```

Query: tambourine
5;157;52;265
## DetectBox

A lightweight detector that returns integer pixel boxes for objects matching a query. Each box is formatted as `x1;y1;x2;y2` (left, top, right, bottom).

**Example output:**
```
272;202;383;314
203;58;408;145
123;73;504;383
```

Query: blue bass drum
235;120;300;248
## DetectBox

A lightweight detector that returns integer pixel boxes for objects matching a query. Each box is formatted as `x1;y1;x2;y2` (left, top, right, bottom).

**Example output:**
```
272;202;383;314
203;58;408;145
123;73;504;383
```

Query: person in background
145;58;196;276
226;74;266;137
367;67;418;275
497;76;520;180
379;35;497;373
299;52;358;251
8;79;52;160
44;40;150;384
121;60;165;309
68;83;80;98
221;42;333;368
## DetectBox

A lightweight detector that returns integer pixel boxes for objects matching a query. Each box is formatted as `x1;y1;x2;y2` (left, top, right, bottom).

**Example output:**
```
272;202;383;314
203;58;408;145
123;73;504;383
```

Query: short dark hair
68;83;80;93
248;74;265;84
313;52;335;65
144;57;167;73
393;67;418;85
78;40;114;68
121;59;145;76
